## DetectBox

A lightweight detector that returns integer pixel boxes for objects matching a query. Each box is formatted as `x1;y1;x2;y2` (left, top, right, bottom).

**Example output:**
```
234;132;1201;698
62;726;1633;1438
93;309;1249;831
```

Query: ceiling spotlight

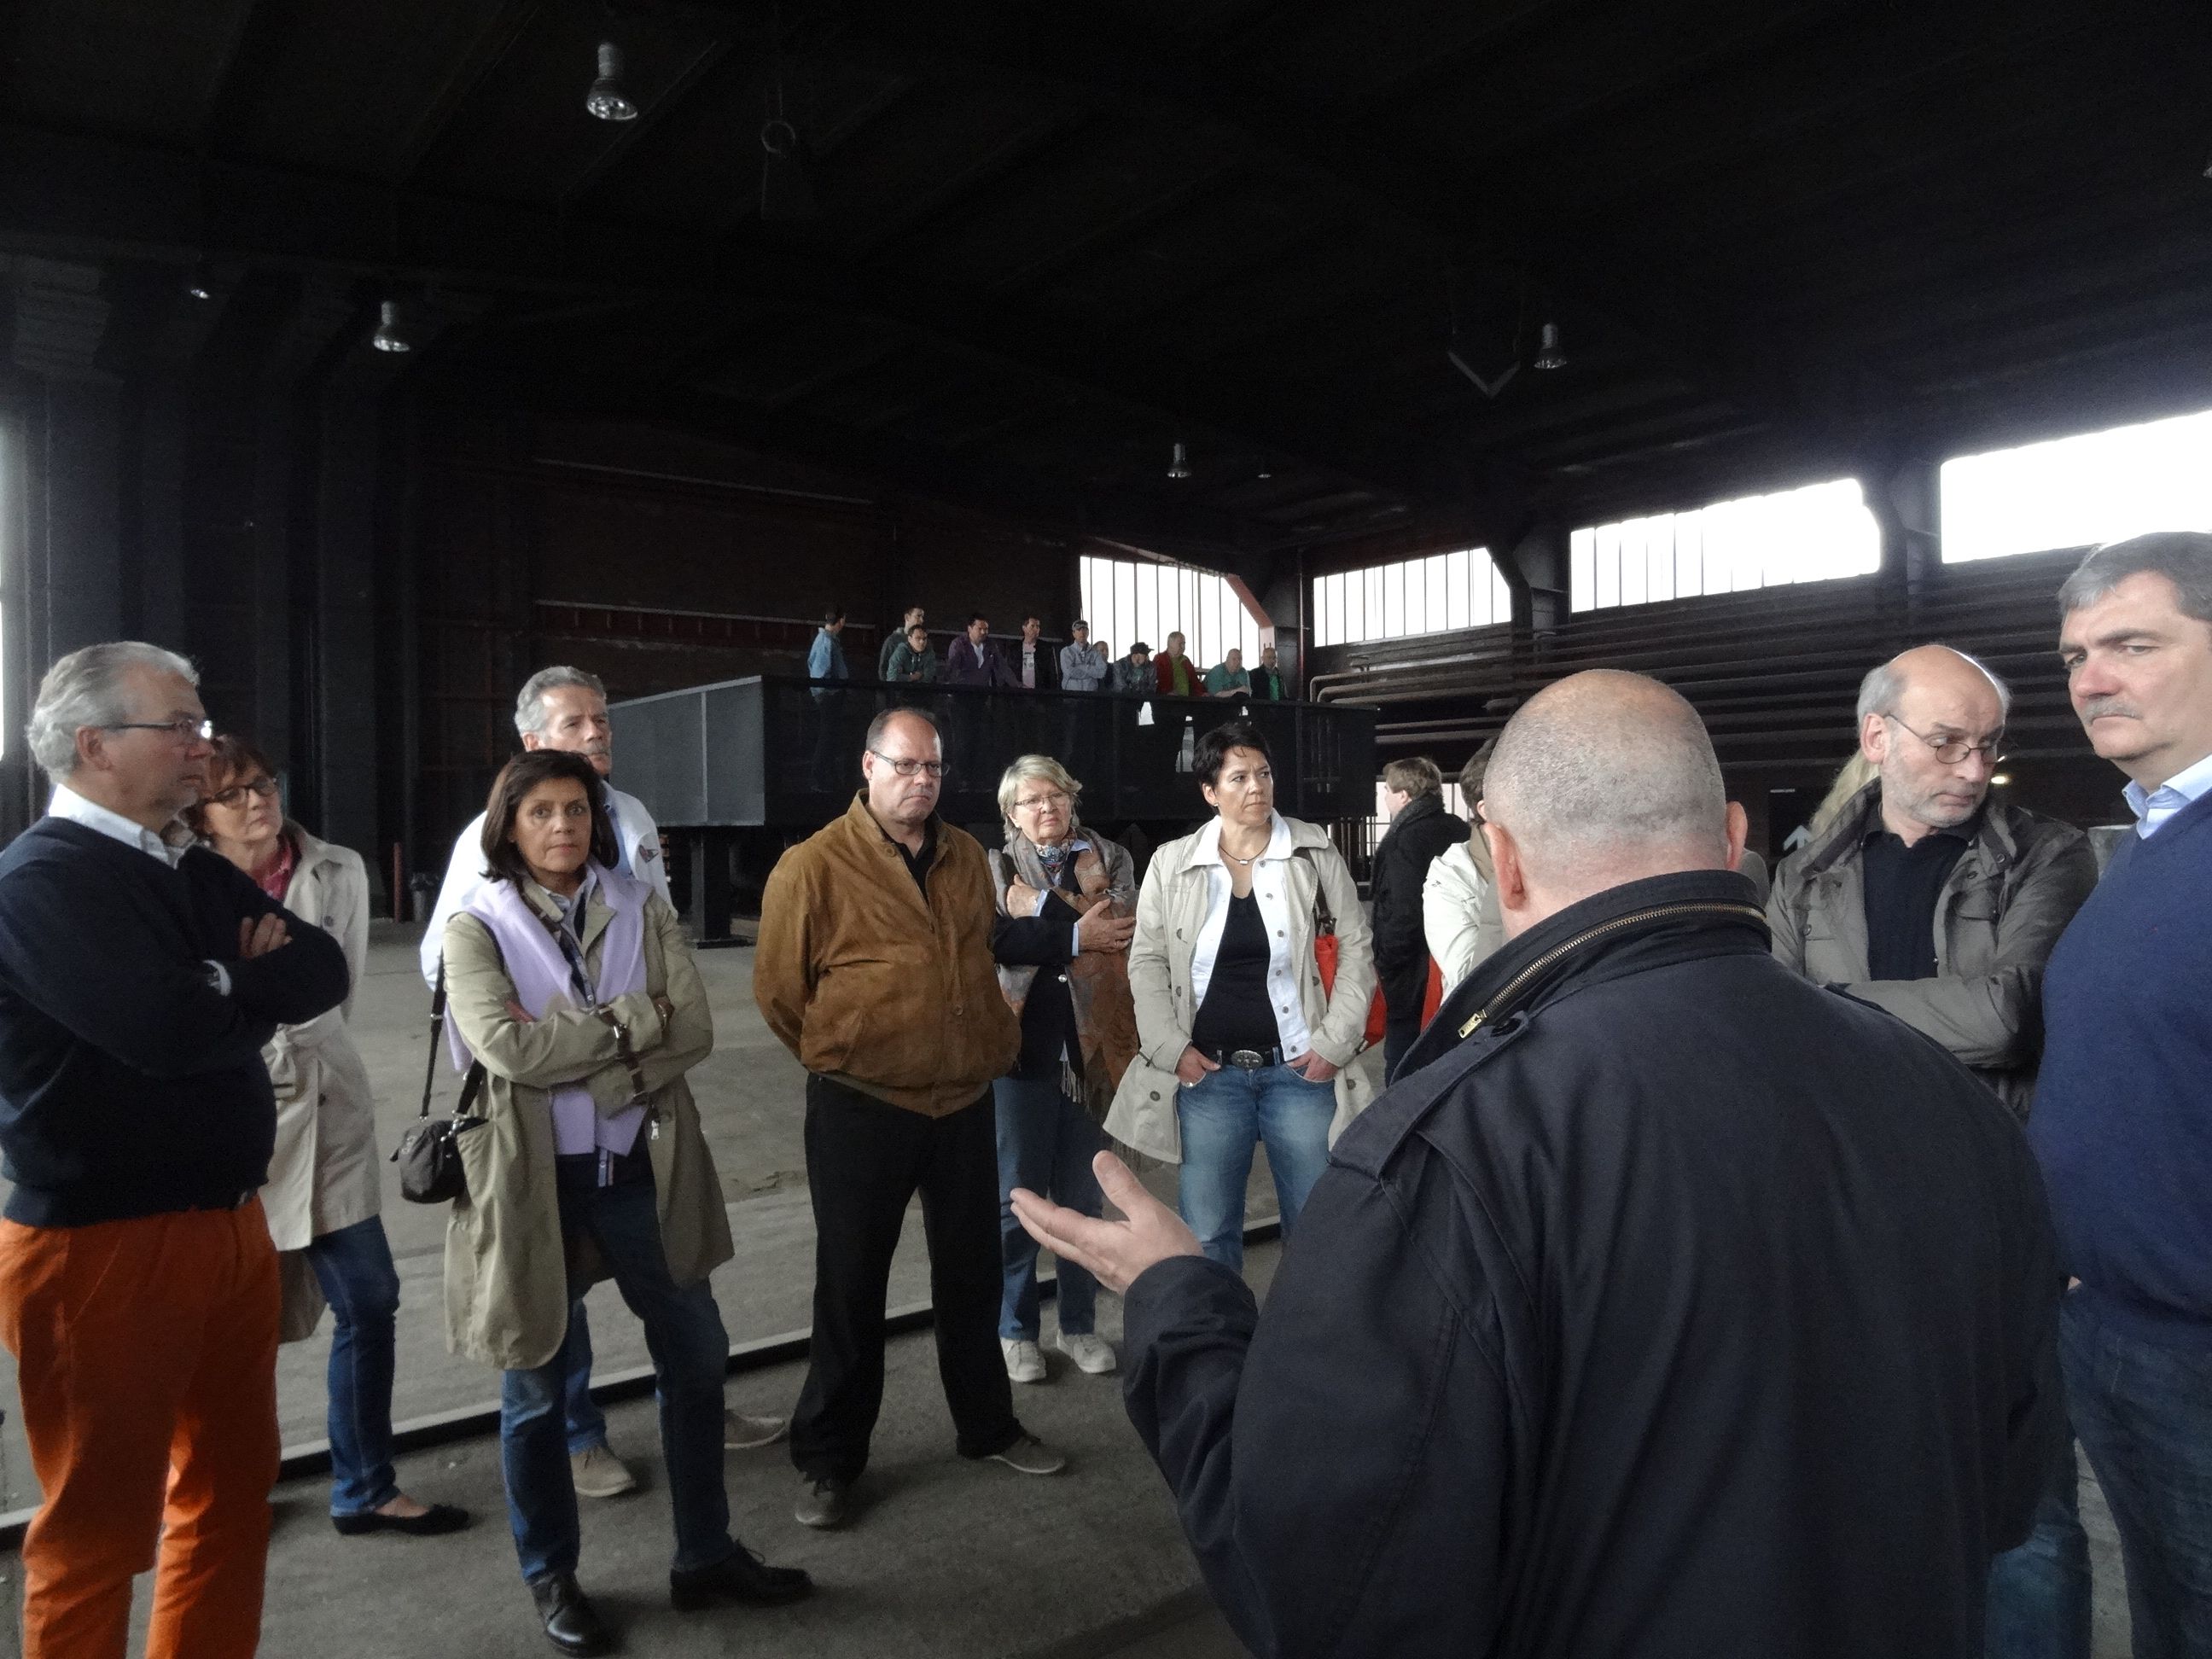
1257;468;1272;480
371;300;411;353
186;276;212;301
1990;771;2013;786
1167;441;1191;480
586;42;637;122
1533;322;1567;371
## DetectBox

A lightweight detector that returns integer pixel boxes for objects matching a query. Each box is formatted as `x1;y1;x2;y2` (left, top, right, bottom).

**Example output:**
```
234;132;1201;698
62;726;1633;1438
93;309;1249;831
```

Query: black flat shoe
530;1572;613;1657
331;1502;470;1537
670;1548;815;1611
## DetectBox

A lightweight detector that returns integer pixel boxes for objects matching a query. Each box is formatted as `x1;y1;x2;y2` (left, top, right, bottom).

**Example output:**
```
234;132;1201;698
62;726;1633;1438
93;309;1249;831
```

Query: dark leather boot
669;1548;815;1611
529;1571;613;1656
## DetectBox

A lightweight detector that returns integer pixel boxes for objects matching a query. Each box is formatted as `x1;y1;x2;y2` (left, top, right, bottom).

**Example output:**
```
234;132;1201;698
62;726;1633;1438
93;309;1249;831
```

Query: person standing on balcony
1154;632;1197;697
1059;621;1109;693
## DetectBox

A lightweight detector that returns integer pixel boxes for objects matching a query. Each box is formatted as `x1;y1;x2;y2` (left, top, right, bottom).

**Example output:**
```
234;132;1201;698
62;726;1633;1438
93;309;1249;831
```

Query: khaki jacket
1767;785;2098;1114
754;795;1020;1115
441;885;731;1371
259;824;380;1342
1106;815;1377;1162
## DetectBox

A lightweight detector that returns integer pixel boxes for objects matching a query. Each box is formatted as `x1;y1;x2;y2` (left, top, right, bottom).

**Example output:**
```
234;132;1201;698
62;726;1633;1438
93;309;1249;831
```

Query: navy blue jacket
0;818;352;1226
1123;870;2063;1657
991;890;1082;1081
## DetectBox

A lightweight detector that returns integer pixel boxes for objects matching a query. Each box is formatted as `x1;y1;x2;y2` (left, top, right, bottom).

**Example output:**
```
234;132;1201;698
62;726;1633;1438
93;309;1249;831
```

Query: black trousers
790;1075;1022;1482
1379;959;1429;1082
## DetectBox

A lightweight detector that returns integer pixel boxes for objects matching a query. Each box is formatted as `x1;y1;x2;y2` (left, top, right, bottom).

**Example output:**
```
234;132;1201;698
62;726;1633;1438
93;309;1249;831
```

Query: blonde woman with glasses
987;756;1141;1382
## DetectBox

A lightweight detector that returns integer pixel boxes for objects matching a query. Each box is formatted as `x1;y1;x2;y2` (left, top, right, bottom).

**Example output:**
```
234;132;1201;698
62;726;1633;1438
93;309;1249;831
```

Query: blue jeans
300;1216;402;1516
500;1155;736;1585
560;1299;609;1456
994;1074;1103;1340
1984;1438;2090;1659
1175;1061;1336;1272
2061;1292;2212;1659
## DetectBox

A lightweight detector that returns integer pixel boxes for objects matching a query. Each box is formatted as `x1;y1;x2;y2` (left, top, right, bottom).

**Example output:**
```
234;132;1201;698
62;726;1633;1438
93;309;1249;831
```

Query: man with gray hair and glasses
419;665;786;1499
1768;645;2097;1656
0;643;349;1657
1014;669;2061;1656
1768;645;2097;1118
2031;531;2212;1657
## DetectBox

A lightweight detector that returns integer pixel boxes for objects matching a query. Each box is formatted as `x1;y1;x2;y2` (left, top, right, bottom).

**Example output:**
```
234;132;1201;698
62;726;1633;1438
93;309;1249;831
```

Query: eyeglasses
205;777;280;809
1013;789;1071;813
870;751;948;779
103;718;214;743
1887;715;2006;765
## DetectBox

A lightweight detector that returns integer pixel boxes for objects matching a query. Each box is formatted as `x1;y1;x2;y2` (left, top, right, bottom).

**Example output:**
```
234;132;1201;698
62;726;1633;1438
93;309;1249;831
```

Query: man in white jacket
416;666;783;1497
1423;742;1505;998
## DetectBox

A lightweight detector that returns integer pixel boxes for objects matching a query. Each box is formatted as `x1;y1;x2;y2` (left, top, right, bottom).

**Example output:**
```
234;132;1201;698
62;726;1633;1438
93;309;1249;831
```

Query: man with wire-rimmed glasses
0;642;350;1658
754;707;1067;1534
1769;643;2097;1119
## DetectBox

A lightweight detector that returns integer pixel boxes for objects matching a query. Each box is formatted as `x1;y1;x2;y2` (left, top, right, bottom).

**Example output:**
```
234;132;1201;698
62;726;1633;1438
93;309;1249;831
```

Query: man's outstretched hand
1012;1151;1202;1296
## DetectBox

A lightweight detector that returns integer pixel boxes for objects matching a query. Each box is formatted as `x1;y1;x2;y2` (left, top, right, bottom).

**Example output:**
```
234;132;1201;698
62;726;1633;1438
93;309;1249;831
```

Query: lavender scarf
449;864;651;1156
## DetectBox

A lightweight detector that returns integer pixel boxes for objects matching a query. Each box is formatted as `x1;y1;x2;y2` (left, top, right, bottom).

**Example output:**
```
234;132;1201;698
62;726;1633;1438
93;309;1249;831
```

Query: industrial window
1079;554;1265;675
1940;405;2212;563
1569;478;1880;613
1311;548;1511;649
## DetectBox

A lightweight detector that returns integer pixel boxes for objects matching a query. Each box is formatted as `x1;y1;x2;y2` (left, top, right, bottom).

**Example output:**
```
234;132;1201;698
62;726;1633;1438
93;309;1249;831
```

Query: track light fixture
371;300;410;353
1167;441;1191;480
1533;322;1567;371
585;42;637;122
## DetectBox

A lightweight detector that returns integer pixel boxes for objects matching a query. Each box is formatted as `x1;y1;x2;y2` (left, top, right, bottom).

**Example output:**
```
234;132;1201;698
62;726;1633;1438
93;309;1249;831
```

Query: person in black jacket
1369;757;1465;1078
0;642;352;1659
1014;669;2064;1659
987;755;1138;1385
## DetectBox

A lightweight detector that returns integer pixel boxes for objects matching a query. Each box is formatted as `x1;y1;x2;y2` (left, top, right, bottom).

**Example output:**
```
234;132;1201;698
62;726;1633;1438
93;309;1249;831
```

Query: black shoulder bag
392;957;488;1204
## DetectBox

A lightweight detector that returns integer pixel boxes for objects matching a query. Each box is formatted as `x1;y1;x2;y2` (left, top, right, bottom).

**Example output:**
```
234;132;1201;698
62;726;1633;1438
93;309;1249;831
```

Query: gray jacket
1767;784;2098;1114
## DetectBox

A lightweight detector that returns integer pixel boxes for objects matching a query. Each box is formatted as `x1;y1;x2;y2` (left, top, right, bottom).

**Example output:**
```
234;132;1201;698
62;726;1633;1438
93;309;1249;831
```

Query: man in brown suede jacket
756;707;1064;1531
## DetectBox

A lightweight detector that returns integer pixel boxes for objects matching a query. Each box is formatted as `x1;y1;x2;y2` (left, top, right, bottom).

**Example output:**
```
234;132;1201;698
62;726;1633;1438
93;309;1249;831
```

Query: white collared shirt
2125;749;2212;838
46;785;187;868
1186;812;1313;1060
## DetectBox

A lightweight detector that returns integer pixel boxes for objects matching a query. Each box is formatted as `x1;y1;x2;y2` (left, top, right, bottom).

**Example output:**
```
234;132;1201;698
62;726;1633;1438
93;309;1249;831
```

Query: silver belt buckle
1228;1048;1268;1070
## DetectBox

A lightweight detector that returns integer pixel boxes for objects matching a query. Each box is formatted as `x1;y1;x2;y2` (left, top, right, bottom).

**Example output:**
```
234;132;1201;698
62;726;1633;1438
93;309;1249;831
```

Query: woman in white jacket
1104;719;1375;1270
1423;744;1507;995
191;736;466;1539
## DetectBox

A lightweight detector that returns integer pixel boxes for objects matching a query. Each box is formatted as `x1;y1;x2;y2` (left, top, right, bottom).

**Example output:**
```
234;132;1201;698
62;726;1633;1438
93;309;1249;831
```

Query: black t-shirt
1190;893;1283;1056
1860;818;1974;981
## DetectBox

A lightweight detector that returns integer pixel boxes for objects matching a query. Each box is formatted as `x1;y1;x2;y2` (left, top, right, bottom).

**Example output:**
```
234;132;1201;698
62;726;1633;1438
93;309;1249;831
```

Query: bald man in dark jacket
1016;671;2064;1658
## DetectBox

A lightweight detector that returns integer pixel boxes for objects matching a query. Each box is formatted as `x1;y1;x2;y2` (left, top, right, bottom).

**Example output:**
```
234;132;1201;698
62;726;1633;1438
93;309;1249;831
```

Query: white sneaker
1001;1336;1046;1383
724;1409;789;1450
1054;1332;1117;1376
569;1443;637;1499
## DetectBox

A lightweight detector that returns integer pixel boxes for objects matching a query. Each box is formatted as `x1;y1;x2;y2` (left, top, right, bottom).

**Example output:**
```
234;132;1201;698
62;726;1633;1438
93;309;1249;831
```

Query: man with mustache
421;667;786;1502
2032;532;2212;1656
755;707;1066;1532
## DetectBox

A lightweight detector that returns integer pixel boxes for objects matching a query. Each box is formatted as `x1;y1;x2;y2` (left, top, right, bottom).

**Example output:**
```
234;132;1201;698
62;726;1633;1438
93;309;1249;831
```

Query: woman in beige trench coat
191;735;466;1537
440;748;810;1653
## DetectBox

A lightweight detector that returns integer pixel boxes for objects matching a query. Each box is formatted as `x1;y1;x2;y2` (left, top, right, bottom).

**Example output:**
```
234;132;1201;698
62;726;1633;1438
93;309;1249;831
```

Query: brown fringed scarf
990;826;1142;1123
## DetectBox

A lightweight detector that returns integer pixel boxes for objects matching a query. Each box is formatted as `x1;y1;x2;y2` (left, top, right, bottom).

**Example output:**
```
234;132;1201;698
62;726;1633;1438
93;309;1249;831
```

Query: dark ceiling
4;0;2210;565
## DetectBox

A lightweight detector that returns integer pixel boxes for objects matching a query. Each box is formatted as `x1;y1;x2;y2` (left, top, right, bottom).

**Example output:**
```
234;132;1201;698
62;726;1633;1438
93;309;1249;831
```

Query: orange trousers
0;1201;280;1659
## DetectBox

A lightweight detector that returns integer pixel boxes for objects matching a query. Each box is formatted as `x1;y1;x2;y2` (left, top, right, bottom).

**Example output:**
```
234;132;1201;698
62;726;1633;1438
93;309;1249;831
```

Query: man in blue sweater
2035;531;2212;1657
0;643;349;1659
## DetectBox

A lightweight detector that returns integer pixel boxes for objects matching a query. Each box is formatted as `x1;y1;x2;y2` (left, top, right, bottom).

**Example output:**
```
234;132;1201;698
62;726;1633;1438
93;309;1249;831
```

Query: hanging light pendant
585;42;637;122
1533;322;1567;371
1167;440;1191;480
371;300;410;353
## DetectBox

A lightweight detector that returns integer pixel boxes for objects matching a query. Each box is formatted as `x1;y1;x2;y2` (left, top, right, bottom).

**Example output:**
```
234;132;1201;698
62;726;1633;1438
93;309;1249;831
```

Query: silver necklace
1222;844;1262;867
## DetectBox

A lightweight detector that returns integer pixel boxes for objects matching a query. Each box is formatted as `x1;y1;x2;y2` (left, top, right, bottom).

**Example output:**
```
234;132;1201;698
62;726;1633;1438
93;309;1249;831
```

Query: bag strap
1294;846;1336;937
419;957;449;1121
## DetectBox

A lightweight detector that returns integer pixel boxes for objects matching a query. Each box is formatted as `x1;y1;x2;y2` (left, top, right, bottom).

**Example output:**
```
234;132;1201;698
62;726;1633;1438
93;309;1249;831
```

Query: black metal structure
610;677;1375;936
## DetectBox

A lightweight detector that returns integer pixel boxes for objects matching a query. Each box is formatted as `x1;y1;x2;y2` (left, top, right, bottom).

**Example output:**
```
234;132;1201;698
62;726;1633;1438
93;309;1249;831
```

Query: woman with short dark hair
189;735;469;1539
1105;720;1376;1270
442;748;810;1652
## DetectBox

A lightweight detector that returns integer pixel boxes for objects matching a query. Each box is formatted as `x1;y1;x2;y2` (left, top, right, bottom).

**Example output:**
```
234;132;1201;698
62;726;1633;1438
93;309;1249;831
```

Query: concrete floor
0;926;2138;1656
